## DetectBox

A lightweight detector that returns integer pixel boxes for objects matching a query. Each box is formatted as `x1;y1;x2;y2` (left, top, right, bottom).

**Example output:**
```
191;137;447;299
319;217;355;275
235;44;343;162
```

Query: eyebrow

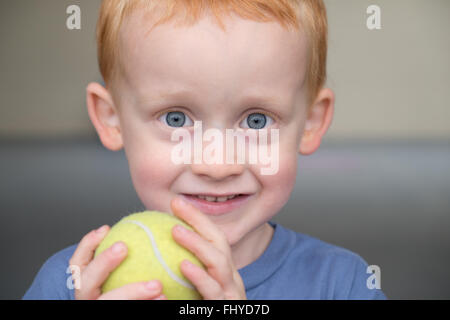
150;89;284;107
137;89;195;106
157;89;194;101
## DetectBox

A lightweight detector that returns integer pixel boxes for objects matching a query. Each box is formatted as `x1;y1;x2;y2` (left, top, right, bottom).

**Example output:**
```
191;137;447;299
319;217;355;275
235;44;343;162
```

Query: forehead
117;9;308;104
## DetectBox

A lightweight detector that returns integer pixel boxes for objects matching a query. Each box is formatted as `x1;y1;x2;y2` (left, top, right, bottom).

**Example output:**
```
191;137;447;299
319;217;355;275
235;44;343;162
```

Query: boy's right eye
158;111;194;128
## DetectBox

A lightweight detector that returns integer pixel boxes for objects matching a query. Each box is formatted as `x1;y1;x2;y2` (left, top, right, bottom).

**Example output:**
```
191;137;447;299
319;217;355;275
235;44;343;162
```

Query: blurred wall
326;0;450;140
1;0;449;140
0;0;100;138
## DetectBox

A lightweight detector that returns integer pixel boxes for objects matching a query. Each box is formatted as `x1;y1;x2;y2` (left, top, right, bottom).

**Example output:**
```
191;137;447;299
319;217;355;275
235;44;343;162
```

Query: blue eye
240;112;273;129
158;111;194;128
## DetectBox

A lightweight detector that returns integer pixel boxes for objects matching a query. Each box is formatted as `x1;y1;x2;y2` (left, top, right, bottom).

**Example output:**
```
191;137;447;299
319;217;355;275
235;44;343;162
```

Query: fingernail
145;280;160;291
182;260;194;269
111;242;125;254
174;224;187;234
96;225;108;234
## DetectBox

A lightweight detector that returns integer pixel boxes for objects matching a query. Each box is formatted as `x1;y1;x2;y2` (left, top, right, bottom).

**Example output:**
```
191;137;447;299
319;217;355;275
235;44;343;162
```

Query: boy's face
90;11;334;249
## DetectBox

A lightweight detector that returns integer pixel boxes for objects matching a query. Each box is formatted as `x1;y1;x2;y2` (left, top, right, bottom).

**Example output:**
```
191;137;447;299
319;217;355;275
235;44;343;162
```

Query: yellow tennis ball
94;211;204;300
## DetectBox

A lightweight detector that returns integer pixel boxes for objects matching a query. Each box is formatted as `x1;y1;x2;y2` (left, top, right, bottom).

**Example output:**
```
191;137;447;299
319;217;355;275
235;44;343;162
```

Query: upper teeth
196;194;239;202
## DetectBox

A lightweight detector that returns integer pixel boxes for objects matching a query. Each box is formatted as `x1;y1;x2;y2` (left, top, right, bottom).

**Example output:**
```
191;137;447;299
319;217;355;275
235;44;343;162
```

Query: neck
231;222;274;270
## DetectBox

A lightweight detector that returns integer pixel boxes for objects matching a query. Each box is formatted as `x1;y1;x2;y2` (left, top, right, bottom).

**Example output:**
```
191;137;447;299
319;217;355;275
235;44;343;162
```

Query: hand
170;197;247;300
68;225;166;300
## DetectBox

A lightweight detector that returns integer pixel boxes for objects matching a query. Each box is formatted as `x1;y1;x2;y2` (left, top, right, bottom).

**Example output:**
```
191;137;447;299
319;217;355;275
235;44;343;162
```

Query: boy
23;0;387;299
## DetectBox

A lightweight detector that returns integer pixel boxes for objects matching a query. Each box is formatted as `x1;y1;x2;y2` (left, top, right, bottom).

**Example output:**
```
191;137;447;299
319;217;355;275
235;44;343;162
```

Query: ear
86;82;123;151
299;88;335;155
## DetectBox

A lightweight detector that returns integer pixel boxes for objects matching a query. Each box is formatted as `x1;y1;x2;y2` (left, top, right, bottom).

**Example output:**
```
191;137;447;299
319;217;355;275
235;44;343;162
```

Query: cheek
257;125;300;203
259;152;297;215
125;143;177;211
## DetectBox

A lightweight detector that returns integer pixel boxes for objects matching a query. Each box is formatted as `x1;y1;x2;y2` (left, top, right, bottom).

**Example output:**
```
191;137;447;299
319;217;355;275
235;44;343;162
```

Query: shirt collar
238;221;296;291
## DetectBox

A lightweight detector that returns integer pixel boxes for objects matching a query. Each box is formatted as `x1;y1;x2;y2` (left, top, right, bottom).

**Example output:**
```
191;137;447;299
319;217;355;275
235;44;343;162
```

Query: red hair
96;0;328;106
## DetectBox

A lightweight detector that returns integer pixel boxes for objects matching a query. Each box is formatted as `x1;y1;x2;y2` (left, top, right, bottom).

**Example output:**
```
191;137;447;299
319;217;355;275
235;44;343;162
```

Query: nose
190;162;245;181
188;123;248;180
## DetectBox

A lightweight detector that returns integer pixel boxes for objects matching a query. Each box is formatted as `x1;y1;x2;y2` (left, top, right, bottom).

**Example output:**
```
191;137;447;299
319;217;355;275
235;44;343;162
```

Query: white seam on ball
123;219;195;290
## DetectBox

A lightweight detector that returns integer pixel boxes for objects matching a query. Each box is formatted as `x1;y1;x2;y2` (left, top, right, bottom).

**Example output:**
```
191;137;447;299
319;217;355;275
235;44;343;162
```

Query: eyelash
157;109;276;129
157;109;194;128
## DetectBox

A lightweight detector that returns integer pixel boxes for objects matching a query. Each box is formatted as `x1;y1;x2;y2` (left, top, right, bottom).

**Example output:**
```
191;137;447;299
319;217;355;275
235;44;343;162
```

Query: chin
222;222;256;247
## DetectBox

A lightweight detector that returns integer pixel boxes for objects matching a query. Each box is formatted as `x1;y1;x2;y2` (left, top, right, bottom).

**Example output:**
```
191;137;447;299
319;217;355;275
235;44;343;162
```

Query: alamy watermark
66;265;81;290
367;5;382;30
66;5;81;30
366;265;381;289
170;121;279;175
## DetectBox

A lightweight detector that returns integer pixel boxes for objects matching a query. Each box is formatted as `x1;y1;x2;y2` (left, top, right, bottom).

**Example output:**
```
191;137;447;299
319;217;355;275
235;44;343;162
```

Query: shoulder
22;244;78;300
276;224;387;299
273;223;362;266
290;228;363;268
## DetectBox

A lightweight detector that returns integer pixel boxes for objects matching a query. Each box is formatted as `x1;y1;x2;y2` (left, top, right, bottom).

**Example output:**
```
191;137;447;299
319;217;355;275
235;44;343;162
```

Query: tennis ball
94;211;204;300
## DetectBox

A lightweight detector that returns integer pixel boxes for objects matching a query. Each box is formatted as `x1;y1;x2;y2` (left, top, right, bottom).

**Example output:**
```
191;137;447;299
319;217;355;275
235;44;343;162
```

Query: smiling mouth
180;193;252;215
185;194;245;202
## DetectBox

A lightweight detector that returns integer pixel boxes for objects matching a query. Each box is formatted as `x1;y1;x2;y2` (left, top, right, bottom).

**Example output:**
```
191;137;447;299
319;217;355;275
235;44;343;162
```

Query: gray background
1;0;449;299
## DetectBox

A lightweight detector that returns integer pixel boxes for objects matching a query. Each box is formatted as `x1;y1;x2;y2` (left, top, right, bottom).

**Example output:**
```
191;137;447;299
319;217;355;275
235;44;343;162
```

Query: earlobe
86;82;123;151
299;88;335;155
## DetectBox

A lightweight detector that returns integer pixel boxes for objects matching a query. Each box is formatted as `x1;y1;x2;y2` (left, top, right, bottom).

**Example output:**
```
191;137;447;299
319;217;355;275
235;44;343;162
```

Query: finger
180;260;224;300
172;224;234;286
170;197;230;254
69;225;110;270
77;241;128;300
98;280;163;300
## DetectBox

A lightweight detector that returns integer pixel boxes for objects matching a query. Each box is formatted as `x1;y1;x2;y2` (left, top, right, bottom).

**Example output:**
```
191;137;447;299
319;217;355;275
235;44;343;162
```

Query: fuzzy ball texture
94;211;204;299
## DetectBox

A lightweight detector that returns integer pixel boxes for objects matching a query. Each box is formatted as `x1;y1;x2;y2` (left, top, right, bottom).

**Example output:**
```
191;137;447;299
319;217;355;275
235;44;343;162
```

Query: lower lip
181;194;252;216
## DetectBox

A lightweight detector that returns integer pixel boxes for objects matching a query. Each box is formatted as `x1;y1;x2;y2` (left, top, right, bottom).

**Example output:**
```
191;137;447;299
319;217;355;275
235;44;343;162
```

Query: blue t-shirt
22;221;387;300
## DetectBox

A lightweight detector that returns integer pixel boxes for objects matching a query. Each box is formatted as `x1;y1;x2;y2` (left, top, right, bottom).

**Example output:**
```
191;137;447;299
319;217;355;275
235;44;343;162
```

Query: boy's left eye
158;111;194;128
239;113;274;129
